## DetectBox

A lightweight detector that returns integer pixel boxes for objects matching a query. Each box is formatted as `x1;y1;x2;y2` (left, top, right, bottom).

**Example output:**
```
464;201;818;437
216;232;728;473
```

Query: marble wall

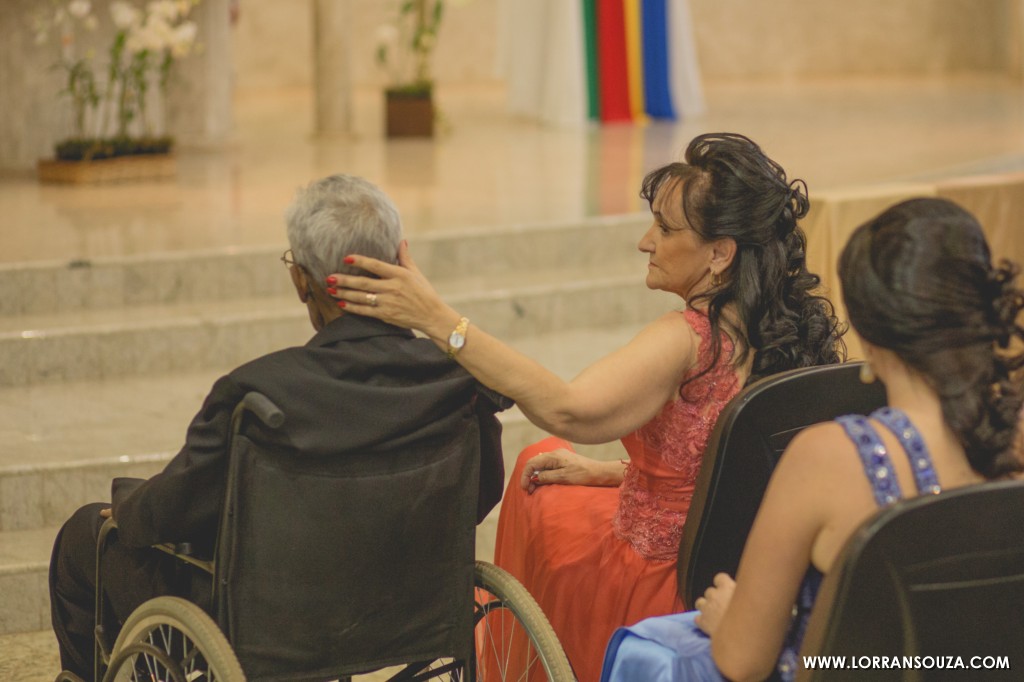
231;0;502;91
0;0;232;170
0;0;67;171
689;0;1020;79
227;0;1022;91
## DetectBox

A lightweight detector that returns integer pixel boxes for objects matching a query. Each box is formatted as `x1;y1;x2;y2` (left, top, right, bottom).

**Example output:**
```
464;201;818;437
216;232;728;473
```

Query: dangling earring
711;271;722;287
859;361;876;384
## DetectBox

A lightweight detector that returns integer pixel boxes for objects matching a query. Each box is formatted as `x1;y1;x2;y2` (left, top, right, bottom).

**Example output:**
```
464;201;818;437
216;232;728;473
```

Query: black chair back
216;392;480;681
678;362;887;605
798;480;1024;681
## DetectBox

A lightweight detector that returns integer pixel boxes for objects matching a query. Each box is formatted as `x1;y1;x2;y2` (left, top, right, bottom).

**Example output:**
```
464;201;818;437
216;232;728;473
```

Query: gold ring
366;293;378;307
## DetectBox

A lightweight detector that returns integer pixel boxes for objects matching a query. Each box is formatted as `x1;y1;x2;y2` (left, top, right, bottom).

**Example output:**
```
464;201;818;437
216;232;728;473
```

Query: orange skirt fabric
493;437;684;682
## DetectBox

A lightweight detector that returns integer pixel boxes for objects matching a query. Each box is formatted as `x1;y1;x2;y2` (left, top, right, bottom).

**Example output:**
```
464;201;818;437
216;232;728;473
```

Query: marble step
0;398;624;535
0;628;60;682
0;527;56;637
0;434;620;639
0;269;676;387
0;214;649;317
0;324;636;635
0;324;641;533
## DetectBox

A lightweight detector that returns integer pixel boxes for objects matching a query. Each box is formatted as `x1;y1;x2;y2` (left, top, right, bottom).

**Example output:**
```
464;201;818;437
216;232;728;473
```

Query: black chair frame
797;480;1024;681
678;361;887;606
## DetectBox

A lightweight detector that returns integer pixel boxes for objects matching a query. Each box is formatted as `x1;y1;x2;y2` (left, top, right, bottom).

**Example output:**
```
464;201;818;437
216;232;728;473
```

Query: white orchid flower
110;1;141;29
68;1;92;19
147;0;181;22
169;21;198;57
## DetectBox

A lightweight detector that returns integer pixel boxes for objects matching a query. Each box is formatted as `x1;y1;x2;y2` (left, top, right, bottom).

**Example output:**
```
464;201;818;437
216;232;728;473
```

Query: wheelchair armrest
153;542;215;576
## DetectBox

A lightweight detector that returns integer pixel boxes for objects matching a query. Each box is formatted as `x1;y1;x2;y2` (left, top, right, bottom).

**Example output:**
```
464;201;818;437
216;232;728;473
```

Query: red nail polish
343;256;355;264
337;300;346;308
326;287;337;295
326;276;336;284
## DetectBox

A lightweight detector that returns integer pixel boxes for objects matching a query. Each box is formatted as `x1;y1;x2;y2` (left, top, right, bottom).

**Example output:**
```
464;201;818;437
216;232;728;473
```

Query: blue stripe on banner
641;0;676;120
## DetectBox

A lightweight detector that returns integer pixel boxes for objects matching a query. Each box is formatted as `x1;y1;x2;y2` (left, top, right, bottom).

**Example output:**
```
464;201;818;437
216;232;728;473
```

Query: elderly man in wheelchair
49;175;572;682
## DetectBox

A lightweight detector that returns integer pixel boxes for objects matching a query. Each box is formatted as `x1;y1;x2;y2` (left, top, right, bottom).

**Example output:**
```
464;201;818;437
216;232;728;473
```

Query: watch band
446;316;470;359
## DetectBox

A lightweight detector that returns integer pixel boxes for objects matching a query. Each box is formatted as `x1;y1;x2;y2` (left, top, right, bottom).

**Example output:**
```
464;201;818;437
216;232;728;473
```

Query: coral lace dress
492;310;741;682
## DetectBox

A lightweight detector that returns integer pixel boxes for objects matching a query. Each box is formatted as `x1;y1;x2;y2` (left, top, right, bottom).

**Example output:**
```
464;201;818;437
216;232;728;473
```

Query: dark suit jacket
111;315;511;556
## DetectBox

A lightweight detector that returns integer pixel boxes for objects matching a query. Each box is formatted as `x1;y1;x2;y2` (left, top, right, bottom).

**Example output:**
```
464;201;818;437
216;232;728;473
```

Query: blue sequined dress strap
835;413;905;505
871;406;942;495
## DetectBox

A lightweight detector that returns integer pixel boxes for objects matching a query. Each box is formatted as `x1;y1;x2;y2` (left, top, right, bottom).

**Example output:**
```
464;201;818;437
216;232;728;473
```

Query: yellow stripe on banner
623;0;648;123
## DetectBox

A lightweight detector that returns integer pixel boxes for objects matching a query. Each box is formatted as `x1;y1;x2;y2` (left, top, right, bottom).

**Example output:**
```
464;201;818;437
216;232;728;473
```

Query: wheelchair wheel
104;596;245;682
473;561;575;681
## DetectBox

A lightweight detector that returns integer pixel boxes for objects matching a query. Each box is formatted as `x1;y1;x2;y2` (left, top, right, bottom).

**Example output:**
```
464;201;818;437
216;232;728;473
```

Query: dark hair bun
787;179;810;222
989;260;1024;349
839;198;1024;479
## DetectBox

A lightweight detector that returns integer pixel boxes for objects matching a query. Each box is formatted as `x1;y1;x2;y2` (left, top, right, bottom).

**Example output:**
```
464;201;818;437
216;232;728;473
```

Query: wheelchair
59;392;575;682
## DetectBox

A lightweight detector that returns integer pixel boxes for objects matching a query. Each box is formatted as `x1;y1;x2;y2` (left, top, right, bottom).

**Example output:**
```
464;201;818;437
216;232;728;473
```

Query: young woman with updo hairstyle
600;197;1024;682
328;133;845;681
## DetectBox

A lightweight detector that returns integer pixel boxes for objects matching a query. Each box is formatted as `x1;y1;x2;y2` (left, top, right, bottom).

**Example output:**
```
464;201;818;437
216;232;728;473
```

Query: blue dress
599;407;942;682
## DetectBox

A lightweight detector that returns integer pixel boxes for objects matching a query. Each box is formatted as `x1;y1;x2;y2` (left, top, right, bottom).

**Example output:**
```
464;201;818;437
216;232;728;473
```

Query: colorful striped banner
588;0;683;123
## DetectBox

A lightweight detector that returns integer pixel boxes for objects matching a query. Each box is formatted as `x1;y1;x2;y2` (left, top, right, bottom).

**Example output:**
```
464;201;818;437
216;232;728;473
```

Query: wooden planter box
385;90;434;138
38;154;177;184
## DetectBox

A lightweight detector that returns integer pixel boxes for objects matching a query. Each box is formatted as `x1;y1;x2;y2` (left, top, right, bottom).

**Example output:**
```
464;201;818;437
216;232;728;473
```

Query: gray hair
285;175;402;283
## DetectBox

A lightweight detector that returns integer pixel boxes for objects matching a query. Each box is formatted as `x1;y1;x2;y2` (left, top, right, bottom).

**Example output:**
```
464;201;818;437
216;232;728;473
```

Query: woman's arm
699;424;854;682
330;244;699;444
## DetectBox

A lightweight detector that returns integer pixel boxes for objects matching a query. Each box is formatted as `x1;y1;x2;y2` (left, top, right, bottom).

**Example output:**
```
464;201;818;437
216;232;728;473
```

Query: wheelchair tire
104;596;245;682
473;561;575;681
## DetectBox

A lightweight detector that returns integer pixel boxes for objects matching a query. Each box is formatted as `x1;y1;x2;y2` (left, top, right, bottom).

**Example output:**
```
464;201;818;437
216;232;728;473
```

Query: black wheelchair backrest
216;392;481;680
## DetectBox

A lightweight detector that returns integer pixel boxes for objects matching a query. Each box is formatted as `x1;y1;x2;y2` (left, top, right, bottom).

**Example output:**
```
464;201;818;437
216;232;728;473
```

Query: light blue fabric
601;612;725;682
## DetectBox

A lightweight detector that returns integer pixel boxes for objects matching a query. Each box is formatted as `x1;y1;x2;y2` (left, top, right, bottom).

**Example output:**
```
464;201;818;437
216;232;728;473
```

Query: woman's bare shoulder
633;310;703;361
644;309;703;339
776;420;862;480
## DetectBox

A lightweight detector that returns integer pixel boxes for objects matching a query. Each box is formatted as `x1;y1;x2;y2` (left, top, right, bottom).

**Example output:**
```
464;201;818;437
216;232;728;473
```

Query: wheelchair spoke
142;646;160;681
473;586;564;681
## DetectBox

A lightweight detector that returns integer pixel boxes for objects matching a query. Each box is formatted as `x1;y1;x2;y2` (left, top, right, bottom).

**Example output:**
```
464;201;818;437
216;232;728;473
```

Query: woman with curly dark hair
329;133;845;681
601;197;1024;682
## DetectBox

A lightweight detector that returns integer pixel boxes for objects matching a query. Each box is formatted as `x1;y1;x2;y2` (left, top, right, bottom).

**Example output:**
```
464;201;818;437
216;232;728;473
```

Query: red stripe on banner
597;0;632;123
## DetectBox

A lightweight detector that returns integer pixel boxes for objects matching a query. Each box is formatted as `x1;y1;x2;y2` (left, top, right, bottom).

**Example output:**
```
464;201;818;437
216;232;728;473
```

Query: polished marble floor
2;75;1024;265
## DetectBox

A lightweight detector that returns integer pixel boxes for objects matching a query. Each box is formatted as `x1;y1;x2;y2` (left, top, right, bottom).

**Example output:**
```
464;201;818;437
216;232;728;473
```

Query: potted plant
376;0;458;138
33;0;201;183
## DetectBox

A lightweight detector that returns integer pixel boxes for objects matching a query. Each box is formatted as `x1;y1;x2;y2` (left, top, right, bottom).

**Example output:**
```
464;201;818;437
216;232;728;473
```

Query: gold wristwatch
446;317;470;359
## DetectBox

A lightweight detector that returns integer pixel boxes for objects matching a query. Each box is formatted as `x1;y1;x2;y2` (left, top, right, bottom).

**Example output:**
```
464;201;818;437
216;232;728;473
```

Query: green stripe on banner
582;0;599;121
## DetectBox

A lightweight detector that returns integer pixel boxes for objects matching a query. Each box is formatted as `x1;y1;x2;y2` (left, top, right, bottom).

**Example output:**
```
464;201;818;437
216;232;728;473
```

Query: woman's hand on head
694;573;736;636
324;241;455;339
520;448;625;492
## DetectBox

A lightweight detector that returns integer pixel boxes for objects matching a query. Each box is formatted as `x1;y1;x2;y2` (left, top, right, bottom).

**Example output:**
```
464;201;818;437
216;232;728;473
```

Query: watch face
449;332;466;349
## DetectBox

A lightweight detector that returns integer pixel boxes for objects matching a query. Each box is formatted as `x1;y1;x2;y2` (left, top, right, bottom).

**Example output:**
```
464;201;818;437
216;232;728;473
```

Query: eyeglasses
280;249;296;268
